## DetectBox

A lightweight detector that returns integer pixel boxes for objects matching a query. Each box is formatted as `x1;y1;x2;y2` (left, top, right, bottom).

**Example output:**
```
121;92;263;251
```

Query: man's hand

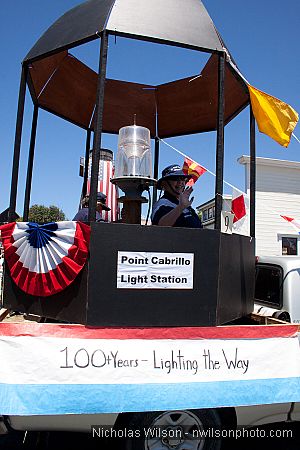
178;186;194;210
157;186;194;227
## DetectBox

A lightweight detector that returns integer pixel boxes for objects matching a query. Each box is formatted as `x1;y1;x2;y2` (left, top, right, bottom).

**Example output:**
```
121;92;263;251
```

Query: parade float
0;1;299;448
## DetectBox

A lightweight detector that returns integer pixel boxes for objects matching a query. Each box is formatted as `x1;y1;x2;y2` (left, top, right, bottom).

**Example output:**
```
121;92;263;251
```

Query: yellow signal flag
248;84;298;147
182;158;207;186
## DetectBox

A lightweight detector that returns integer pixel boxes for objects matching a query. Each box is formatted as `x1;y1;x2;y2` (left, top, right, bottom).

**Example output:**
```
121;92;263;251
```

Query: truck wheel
117;409;222;450
0;430;25;449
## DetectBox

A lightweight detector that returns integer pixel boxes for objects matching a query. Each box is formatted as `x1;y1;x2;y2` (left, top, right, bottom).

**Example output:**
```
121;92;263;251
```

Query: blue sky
1;0;299;220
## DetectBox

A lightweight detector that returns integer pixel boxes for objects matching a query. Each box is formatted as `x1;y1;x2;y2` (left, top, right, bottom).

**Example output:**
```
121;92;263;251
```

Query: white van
255;255;300;324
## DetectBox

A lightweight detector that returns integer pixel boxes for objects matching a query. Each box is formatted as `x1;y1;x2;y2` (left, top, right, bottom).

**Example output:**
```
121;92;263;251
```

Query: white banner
1;336;300;385
0;324;299;414
117;251;194;289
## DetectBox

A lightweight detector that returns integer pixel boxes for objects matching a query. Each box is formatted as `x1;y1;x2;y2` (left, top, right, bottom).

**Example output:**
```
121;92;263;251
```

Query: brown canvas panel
31;54;98;129
156;54;249;138
97;79;156;136
223;62;249;124
28;53;248;137
30;53;156;133
29;52;68;99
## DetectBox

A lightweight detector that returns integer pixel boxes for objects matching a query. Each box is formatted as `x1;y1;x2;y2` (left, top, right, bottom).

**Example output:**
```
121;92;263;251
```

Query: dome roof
23;0;249;138
25;0;224;62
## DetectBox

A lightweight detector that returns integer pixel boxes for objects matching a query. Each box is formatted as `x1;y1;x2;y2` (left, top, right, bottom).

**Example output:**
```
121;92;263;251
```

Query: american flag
87;158;119;222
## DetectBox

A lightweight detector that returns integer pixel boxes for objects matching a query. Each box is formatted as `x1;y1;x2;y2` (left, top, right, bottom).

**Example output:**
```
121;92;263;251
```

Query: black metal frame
214;53;225;231
23;105;39;221
88;31;109;221
153;137;160;204
8;64;28;222
82;129;92;201
8;29;255;239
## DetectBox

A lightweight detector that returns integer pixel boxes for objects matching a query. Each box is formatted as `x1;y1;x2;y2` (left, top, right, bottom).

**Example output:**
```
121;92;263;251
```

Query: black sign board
3;224;255;327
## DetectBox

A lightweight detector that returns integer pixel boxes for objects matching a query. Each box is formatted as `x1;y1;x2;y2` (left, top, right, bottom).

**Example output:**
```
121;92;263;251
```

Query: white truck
254;255;300;324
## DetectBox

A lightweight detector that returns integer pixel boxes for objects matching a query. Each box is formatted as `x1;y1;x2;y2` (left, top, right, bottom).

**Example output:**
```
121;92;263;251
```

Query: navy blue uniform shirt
151;192;202;228
73;208;104;222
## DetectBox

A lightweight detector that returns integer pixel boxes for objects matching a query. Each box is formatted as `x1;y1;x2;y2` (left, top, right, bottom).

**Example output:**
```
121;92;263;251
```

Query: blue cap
157;164;192;189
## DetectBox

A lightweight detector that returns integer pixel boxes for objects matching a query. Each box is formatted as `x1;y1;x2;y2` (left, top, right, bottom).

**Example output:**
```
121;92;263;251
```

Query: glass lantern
114;125;152;178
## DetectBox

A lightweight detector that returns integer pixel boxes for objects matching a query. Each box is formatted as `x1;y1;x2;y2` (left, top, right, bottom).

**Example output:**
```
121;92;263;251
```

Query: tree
22;204;66;223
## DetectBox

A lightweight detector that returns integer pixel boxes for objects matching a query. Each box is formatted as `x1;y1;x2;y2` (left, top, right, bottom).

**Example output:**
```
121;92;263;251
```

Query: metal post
23;105;39;221
9;64;28;222
250;105;256;239
88;31;108;221
82;129;91;199
153;137;160;203
214;53;225;230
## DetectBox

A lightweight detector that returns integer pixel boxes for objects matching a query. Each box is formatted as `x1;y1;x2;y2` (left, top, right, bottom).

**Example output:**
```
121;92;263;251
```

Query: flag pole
250;105;256;240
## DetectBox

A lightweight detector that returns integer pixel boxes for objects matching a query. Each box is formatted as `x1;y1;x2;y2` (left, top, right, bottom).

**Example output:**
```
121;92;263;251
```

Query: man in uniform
151;164;202;228
73;192;110;222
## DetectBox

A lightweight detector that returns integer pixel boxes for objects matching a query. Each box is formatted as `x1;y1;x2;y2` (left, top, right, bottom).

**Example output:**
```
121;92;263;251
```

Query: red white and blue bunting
0;221;90;297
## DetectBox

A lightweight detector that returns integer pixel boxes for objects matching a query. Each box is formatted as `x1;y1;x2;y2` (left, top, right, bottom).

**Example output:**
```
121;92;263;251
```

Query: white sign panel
221;211;234;234
117;251;194;289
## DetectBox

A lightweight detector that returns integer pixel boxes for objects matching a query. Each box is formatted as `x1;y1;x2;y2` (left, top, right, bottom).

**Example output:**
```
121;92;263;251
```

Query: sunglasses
169;177;188;182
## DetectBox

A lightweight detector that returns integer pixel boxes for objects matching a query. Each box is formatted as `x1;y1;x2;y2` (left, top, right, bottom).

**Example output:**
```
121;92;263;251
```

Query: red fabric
0;221;91;297
0;323;297;340
182;157;207;186
87;159;118;222
280;215;293;223
0;222;17;248
231;194;246;223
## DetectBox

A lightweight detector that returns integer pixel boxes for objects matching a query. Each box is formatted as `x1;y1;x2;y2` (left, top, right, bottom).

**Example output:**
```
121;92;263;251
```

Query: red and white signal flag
231;188;249;235
280;215;300;234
